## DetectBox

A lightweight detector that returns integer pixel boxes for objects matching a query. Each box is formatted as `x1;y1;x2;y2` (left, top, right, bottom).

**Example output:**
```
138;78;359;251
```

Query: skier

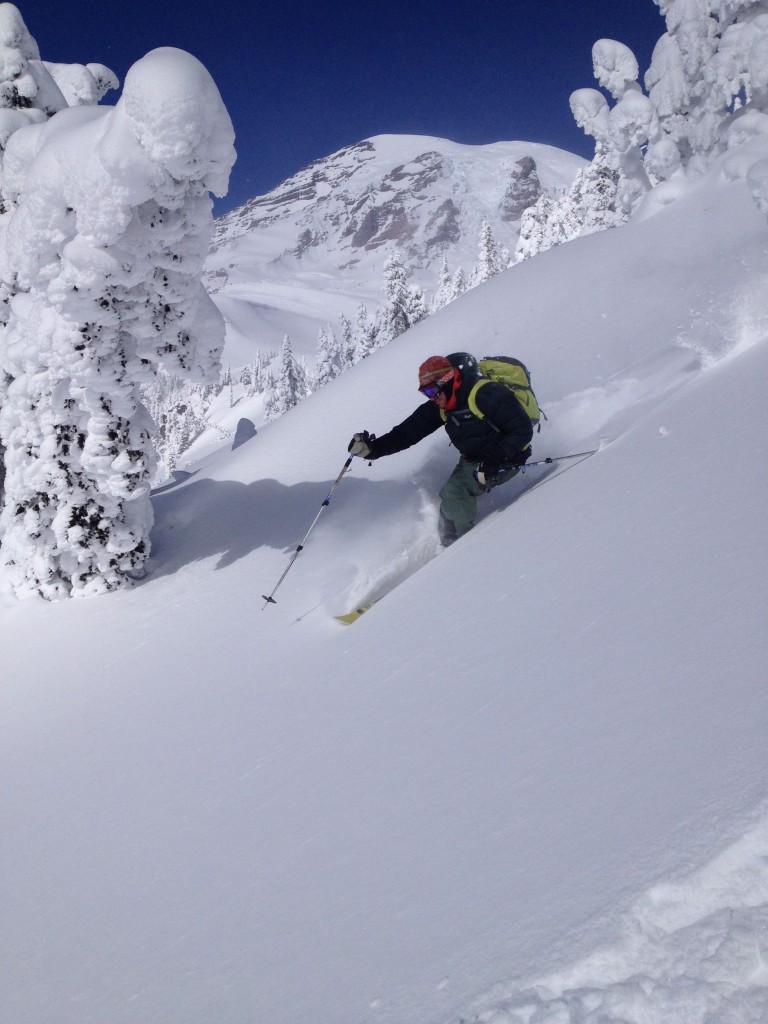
348;353;533;545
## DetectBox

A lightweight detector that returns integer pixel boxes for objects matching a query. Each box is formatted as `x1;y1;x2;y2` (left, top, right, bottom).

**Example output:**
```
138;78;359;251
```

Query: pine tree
473;220;503;284
268;335;305;419
313;325;342;389
432;256;455;311
354;303;378;361
406;285;426;325
378;252;411;343
0;7;118;516
452;266;467;298
0;48;234;598
338;313;356;371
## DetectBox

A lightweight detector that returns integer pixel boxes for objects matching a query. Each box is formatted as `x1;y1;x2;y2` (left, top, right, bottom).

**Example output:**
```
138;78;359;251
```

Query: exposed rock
350;201;413;249
425;199;460;250
500;156;543;222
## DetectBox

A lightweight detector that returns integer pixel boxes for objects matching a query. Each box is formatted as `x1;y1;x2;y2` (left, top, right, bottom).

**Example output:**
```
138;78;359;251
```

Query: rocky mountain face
205;135;584;362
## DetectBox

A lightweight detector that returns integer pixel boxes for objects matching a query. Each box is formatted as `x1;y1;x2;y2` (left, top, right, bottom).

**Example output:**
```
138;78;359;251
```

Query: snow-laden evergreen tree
377;252;412;343
451;266;468;299
142;372;211;481
0;47;235;598
431;256;456;311
0;5;118;505
646;0;768;175
238;364;252;390
267;335;307;419
516;0;768;264
405;284;426;325
338;313;356;371
248;349;273;395
354;302;379;361
517;40;651;260
472;220;504;284
313;325;342;389
591;39;659;216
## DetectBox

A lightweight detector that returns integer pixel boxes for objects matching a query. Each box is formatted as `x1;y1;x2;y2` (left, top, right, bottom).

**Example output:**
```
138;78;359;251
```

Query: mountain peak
206;135;585;359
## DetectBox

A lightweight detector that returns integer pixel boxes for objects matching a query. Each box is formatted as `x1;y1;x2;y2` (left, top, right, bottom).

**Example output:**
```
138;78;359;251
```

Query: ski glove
475;459;502;488
510;446;532;467
348;431;376;459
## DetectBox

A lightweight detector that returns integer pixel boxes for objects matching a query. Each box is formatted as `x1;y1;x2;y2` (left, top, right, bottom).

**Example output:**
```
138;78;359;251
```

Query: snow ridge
461;813;768;1024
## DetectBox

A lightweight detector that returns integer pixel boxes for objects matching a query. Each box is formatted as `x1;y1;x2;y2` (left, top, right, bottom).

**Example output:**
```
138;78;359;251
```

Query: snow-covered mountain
205;135;584;364
3;140;768;1024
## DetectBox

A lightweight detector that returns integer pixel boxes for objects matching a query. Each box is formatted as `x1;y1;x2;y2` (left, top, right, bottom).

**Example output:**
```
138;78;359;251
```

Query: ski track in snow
336;339;708;618
455;811;768;1024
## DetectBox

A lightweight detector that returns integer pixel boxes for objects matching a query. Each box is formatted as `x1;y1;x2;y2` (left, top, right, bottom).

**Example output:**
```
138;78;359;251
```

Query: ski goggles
419;370;454;398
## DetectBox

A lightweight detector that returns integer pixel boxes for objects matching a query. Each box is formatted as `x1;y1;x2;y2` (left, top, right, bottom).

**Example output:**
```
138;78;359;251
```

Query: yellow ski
335;604;373;624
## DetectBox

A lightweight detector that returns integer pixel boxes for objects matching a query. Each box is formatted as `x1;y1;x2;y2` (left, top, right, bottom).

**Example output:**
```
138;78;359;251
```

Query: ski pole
519;449;598;471
475;449;598;489
262;455;354;609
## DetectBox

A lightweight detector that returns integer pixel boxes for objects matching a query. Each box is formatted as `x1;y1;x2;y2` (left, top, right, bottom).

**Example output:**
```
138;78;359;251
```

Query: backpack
471;356;545;430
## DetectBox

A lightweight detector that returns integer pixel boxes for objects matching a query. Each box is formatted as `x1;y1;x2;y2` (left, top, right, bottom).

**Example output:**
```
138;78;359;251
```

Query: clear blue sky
27;1;666;213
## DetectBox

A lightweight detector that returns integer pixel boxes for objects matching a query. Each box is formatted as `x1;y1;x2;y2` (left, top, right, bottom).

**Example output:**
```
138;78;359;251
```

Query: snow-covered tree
405;284;426;325
313;325;342;389
0;4;65;129
451;265;468;298
378;252;412;343
0;5;119;506
0;47;235;598
238;364;252;390
43;61;118;108
592;39;658;215
354;302;379;361
646;0;768;174
248;349;273;395
431;256;455;311
519;0;768;262
142;372;211;481
472;220;504;284
267;335;307;419
338;313;356;371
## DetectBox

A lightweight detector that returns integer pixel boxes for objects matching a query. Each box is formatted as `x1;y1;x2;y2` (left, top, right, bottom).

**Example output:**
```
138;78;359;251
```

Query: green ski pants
439;458;519;537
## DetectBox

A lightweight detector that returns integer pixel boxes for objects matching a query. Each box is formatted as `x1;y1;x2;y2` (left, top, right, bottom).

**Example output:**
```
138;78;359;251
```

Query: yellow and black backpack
471;356;545;431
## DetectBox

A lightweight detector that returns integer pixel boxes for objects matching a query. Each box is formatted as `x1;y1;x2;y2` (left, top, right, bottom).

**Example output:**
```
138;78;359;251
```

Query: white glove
348;431;375;459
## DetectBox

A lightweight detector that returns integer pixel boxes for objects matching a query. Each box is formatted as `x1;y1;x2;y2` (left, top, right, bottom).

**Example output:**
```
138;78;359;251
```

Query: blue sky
27;1;666;213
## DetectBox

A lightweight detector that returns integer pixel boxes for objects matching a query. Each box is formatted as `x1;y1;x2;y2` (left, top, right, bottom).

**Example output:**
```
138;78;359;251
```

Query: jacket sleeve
369;401;444;458
474;382;534;463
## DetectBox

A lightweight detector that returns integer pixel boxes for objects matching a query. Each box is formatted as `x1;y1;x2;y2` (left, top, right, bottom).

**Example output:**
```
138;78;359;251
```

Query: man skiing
348;353;533;545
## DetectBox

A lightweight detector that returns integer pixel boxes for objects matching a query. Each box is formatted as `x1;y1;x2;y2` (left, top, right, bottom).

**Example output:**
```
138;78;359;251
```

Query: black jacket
369;371;533;465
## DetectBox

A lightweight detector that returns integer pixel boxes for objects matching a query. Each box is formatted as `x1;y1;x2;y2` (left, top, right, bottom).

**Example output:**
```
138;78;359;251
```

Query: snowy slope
205;134;585;364
2;161;768;1024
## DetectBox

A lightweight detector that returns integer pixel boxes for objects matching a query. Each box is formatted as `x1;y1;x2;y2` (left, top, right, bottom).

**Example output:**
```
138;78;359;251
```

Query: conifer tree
452;266;467;298
0;5;118;510
473;220;503;284
268;335;306;419
0;48;234;598
354;303;379;361
432;256;455;311
378;252;411;343
338;313;356;371
406;285;426;325
313;325;342;389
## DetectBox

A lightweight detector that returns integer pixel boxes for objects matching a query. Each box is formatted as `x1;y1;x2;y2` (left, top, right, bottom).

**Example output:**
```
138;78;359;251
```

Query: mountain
3;143;768;1024
205;134;584;364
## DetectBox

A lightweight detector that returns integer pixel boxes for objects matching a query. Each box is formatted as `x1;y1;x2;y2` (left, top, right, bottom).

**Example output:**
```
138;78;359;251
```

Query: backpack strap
475;376;546;432
439;379;499;428
467;380;493;424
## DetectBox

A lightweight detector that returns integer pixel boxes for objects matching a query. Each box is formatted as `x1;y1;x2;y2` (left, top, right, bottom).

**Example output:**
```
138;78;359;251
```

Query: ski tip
335;604;374;625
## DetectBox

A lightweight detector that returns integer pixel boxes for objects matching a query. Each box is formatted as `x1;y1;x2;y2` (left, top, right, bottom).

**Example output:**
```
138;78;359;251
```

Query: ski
335;604;374;625
334;448;599;624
